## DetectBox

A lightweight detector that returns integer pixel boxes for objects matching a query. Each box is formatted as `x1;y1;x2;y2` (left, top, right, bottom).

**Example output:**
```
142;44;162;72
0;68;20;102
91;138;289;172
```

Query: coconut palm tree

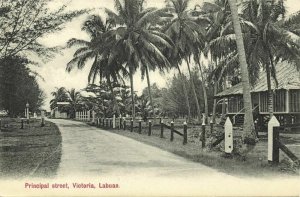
50;87;68;110
66;15;127;116
65;88;82;118
163;0;207;123
228;0;256;142
195;0;239;123
105;0;173;119
205;0;300;120
240;0;300;117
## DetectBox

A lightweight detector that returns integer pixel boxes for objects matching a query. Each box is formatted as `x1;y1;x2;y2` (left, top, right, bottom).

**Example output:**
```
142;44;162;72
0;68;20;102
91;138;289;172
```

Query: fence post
170;121;174;141
21;118;24;129
41;110;45;127
0;119;1;131
113;114;116;129
92;111;95;124
160;120;164;138
138;119;142;134
201;123;206;148
268;116;280;164
183;121;187;145
119;116;122;129
123;119;126;130
210;119;214;135
148;120;152;136
225;117;233;154
273;127;280;163
130;119;133;132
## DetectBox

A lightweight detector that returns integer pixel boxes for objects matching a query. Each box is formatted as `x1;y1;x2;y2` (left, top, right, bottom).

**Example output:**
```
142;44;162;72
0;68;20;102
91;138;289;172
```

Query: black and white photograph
0;0;299;196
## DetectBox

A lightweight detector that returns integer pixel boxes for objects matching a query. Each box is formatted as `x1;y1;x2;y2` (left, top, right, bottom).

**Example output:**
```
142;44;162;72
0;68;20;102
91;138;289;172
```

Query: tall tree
240;0;300;117
0;56;45;117
163;0;206;122
105;0;173;119
228;0;256;142
50;87;69;110
66;15;126;117
65;88;82;119
0;0;86;61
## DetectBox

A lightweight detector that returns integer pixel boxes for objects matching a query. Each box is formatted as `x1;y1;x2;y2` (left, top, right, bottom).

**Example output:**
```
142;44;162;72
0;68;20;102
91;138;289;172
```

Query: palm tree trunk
266;63;273;117
228;0;256;142
197;61;209;123
221;76;227;118
107;77;121;116
129;67;136;119
212;81;218;123
145;67;155;116
177;65;191;122
186;60;201;123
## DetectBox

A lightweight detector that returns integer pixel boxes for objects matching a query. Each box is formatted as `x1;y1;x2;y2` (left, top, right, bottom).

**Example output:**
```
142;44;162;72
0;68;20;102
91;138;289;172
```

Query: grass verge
0;118;62;179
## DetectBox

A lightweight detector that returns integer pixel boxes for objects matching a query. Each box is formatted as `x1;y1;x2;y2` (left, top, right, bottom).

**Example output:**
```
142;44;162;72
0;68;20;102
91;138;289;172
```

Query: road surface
49;119;226;178
1;119;298;196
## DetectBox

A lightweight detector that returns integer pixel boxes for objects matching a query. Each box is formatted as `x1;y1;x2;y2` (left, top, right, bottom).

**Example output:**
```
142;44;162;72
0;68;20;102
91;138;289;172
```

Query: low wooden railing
269;119;300;164
95;117;189;145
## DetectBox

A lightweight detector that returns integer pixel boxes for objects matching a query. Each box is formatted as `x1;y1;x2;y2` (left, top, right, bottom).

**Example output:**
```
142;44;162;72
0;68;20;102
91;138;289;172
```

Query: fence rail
268;116;300;164
94;117;189;145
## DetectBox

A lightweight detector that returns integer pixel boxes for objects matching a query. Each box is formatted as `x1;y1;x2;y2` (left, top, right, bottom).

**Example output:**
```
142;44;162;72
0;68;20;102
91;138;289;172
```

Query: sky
33;0;300;111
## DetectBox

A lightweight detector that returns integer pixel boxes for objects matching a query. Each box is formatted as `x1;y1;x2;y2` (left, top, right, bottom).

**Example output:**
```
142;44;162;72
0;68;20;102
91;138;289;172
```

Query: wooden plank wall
290;90;300;112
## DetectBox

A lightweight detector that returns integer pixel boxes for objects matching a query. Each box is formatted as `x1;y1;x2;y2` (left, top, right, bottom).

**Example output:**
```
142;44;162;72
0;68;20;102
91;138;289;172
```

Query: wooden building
215;62;300;126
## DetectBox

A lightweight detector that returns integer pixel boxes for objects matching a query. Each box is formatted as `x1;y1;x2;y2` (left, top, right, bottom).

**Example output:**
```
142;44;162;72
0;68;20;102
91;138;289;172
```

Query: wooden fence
95;117;189;145
268;116;300;164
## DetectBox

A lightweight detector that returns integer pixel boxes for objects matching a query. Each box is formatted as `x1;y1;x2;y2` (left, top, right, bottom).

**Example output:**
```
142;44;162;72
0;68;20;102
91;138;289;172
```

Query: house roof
216;61;300;98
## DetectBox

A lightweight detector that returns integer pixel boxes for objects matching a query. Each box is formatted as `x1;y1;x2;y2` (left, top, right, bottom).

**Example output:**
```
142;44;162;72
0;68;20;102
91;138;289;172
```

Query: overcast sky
33;0;300;111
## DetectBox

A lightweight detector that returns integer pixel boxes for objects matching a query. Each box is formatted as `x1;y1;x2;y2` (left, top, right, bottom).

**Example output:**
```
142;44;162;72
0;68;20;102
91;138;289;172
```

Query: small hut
215;61;300;126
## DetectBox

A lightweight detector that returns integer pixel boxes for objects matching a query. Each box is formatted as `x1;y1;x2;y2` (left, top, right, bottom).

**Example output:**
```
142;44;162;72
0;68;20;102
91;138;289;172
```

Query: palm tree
105;0;173;119
50;87;68;110
240;0;300;117
163;0;207;123
228;0;256;142
196;0;233;123
66;15;127;116
65;88;82;118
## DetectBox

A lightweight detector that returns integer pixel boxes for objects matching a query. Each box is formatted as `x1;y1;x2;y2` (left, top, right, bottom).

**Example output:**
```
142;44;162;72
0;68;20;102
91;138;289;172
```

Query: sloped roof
216;61;300;97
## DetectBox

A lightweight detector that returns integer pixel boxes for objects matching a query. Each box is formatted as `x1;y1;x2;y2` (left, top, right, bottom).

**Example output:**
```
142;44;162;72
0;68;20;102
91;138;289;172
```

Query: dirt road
50;119;223;178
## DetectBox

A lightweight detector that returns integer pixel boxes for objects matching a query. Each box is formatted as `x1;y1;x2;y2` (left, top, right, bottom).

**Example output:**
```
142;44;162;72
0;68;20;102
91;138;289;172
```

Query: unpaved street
50;119;225;178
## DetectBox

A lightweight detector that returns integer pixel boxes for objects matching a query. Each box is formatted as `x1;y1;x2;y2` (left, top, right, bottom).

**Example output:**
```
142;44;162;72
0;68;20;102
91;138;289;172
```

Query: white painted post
88;110;90;121
119;115;122;129
113;114;116;129
268;116;280;162
26;105;29;120
225;117;233;154
202;113;206;125
92;111;95;123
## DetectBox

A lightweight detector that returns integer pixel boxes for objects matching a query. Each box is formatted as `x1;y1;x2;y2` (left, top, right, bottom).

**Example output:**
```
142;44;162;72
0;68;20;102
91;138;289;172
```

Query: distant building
51;102;70;119
215;61;300;126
